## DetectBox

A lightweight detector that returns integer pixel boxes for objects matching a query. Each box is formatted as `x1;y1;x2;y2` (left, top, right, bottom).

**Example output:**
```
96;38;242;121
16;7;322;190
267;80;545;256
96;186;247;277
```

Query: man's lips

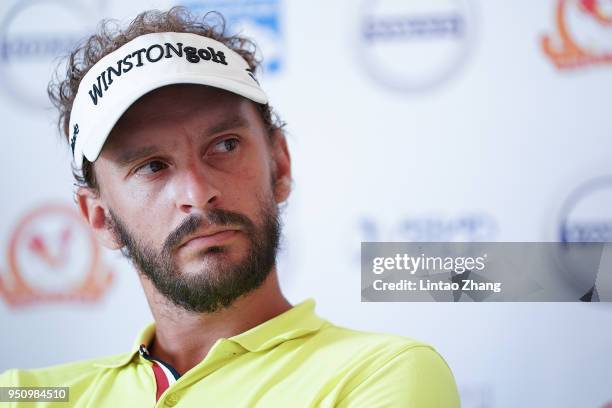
179;229;239;250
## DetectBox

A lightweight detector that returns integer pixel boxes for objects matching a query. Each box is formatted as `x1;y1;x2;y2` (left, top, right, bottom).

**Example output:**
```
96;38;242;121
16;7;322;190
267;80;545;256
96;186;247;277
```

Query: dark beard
107;195;281;313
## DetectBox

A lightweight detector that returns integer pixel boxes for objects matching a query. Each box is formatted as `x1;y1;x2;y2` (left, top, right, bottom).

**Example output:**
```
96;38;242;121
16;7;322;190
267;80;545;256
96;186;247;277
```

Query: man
0;7;460;407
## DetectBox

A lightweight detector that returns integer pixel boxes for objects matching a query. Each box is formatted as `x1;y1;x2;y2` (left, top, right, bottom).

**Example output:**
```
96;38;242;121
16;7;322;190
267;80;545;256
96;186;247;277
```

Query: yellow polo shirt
0;298;460;407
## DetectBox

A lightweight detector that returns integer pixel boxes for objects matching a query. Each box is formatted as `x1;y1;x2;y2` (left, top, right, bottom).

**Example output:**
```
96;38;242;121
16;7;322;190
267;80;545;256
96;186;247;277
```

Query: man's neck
139;269;292;375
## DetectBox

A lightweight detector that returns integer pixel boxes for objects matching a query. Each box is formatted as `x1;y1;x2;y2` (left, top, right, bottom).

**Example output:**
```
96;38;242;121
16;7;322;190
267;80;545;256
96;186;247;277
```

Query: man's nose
173;162;221;213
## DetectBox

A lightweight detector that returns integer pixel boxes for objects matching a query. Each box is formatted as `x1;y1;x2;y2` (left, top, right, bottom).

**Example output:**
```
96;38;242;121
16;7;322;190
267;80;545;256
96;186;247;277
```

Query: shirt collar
228;297;326;352
93;297;325;369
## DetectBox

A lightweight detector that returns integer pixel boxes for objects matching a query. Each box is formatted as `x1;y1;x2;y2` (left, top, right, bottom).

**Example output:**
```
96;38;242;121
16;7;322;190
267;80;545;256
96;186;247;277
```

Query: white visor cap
69;32;268;168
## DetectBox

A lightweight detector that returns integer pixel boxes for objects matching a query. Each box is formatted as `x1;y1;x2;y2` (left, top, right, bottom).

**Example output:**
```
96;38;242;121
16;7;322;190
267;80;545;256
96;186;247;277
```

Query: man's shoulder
315;320;438;356
0;352;133;387
313;321;456;381
314;323;460;407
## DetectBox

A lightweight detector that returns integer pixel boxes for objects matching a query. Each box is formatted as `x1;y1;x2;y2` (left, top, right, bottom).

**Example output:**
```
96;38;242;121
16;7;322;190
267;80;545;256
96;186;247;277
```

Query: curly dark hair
48;6;285;193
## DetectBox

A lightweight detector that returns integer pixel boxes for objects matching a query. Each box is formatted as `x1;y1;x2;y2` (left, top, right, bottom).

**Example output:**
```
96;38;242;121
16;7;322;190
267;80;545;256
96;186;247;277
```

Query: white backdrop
1;0;611;407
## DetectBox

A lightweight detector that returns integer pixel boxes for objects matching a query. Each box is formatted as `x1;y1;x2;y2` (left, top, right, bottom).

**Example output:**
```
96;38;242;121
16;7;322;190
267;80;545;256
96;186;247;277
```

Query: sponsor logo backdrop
0;0;610;406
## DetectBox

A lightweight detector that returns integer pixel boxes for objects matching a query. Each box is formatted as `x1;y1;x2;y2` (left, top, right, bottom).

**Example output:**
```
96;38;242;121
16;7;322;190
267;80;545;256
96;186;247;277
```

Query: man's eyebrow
113;116;250;166
204;115;250;136
114;145;159;167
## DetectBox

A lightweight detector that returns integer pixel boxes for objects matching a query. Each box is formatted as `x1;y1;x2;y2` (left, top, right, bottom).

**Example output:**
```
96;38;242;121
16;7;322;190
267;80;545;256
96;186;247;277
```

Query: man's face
80;84;290;313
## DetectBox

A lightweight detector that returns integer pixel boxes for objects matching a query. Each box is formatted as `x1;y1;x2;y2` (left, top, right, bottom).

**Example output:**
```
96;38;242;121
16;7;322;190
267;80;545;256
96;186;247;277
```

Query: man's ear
76;187;123;250
270;129;292;204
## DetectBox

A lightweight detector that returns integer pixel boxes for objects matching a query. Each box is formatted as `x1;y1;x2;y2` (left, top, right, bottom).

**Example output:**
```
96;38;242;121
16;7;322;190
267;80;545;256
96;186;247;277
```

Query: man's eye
211;138;239;154
134;160;167;175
